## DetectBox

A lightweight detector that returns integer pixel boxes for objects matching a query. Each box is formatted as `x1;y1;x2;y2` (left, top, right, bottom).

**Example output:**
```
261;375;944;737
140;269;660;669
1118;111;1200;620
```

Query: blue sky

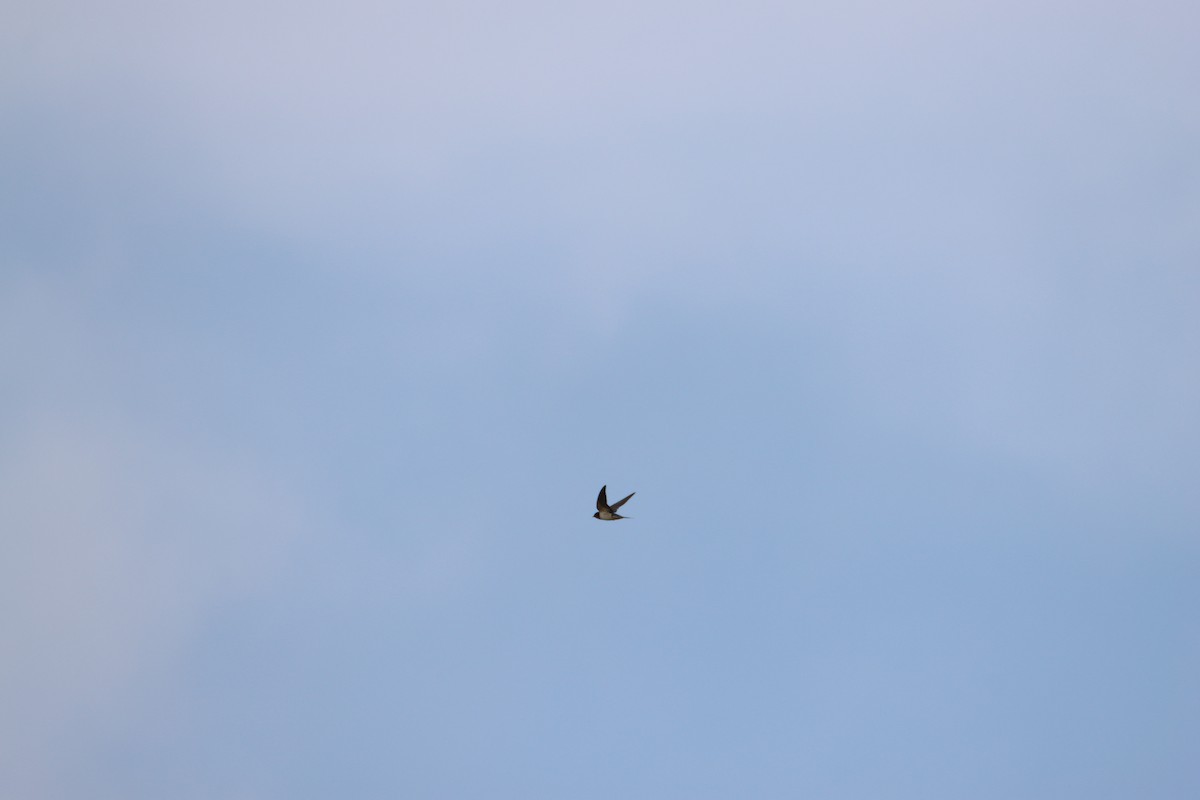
3;1;1198;797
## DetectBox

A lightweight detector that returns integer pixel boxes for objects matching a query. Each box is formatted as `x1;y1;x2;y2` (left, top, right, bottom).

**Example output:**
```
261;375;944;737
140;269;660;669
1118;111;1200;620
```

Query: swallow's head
593;512;601;519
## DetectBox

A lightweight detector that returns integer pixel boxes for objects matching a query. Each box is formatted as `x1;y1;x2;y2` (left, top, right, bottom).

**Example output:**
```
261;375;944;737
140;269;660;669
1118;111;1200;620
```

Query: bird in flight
594;485;635;520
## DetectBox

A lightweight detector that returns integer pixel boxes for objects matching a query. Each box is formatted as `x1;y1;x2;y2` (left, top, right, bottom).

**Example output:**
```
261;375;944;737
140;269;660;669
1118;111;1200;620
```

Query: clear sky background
3;1;1198;797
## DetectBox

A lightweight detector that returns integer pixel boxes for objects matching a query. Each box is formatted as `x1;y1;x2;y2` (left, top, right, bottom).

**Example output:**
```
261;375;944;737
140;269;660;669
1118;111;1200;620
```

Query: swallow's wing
596;485;609;512
609;491;635;511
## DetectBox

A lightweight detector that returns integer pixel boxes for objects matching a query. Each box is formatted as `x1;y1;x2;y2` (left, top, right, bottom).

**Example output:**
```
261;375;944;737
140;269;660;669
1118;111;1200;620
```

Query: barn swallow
594;485;635;520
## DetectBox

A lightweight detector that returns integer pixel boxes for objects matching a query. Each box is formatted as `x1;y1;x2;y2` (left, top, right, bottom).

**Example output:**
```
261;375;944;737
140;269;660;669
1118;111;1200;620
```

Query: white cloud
0;274;313;796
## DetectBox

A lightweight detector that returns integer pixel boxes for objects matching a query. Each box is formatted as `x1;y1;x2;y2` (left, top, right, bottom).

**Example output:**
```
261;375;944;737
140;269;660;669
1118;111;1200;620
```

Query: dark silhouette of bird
594;485;635;520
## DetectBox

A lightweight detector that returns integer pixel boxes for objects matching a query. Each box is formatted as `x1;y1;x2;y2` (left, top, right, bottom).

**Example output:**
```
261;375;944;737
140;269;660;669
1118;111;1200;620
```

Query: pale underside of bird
594;484;635;520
